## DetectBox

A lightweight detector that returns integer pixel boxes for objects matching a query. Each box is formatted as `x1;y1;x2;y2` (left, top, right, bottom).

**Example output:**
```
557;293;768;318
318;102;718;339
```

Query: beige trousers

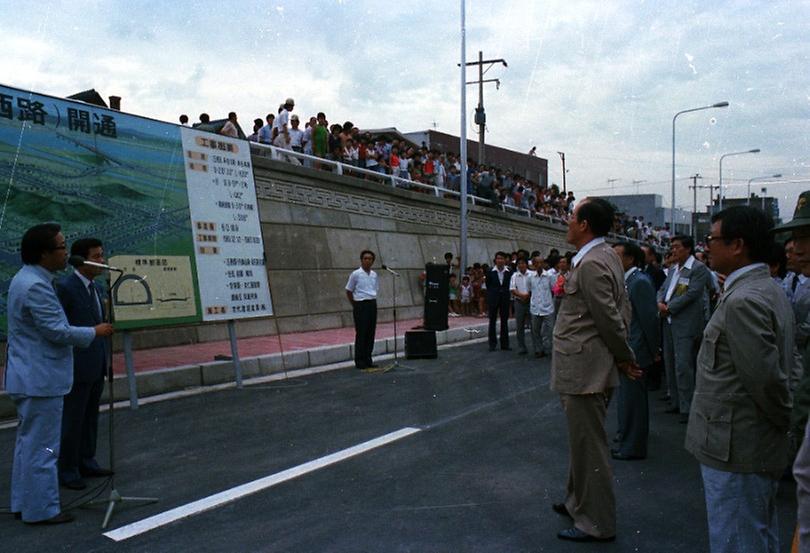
560;392;616;538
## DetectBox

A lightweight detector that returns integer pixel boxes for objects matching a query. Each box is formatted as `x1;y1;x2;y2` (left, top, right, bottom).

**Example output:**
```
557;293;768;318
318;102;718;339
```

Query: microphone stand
380;266;416;373
86;268;158;529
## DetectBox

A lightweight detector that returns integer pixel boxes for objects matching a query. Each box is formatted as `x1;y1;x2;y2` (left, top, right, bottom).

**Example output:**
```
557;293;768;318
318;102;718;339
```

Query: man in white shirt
272;98;295;147
288;115;304;152
529;254;555;358
510;257;533;355
345;250;379;370
219;112;239;138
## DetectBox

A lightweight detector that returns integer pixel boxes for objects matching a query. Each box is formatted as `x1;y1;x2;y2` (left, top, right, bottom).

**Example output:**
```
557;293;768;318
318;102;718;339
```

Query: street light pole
688;173;702;244
671;101;729;233
557;151;566;195
459;0;468;274
718;148;760;211
746;174;781;206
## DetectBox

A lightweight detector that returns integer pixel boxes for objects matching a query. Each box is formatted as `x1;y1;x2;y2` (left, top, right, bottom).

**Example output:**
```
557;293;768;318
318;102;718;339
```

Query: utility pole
632;179;646;194
460;51;507;165
688;173;707;244
557;152;567;195
607;178;619;192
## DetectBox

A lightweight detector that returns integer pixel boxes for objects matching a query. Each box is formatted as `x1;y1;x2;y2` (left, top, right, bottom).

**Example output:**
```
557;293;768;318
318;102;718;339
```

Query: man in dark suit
55;238;113;490
486;251;512;351
550;198;640;542
640;244;666;292
612;242;660;460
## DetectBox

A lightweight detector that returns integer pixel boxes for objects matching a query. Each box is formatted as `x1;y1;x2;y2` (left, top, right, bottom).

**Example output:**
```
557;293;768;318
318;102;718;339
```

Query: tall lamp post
672;101;729;233
718;148;760;211
747;174;781;206
557;151;566;195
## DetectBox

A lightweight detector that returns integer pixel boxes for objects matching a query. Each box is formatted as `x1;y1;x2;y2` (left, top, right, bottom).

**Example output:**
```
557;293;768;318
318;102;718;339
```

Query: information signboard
180;128;273;320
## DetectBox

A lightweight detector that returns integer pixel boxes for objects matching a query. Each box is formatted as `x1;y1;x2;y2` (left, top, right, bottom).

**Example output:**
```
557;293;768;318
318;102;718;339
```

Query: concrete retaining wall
122;155;568;351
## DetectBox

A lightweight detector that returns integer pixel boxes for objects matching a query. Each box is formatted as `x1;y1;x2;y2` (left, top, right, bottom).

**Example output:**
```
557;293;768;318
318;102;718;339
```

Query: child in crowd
448;274;460;317
460;275;473;316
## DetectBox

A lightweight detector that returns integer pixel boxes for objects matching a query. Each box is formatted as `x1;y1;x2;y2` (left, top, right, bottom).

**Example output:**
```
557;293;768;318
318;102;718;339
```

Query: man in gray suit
4;224;113;524
550;198;640;543
612;242;660;460
686;206;793;553
657;234;711;423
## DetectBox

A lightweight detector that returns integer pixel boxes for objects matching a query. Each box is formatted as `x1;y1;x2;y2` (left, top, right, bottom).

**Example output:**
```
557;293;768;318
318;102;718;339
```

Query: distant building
692;194;781;241
402;129;548;187
593;193;692;235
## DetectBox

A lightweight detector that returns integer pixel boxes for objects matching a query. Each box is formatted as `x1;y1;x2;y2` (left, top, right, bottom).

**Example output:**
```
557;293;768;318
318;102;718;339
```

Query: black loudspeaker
405;330;437;359
424;263;449;331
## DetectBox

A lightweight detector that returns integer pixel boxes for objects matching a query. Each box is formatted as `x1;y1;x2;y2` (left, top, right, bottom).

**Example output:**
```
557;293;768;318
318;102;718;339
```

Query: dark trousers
488;295;510;349
59;376;104;483
353;300;377;369
616;370;649;457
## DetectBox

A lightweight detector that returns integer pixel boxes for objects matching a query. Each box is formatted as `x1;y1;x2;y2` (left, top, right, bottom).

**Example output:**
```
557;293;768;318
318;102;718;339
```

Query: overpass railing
249;142;666;252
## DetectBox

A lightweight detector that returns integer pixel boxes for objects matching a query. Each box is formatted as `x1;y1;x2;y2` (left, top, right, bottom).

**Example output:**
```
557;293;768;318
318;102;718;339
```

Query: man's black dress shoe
24;512;74;525
489;346;497;352
557;527;615;542
366;363;379;369
552;503;573;520
611;451;646;461
61;479;87;490
664;407;680;414
81;467;114;478
501;347;512;351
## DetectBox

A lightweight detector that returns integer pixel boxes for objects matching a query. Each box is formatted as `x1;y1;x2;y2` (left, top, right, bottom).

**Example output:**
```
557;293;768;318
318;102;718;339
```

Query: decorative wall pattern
255;178;568;248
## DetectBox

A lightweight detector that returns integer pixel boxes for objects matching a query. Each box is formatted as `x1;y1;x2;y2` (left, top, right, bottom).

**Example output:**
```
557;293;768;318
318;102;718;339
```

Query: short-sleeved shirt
346;268;378;301
510;269;532;296
529;271;555;316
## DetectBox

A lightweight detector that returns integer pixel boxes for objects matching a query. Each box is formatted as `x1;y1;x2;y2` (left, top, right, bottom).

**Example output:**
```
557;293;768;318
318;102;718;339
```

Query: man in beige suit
551;198;640;543
686;205;793;553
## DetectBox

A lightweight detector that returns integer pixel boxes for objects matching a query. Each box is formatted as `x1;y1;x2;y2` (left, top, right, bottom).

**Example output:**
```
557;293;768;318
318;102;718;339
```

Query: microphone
381;264;400;277
68;255;121;272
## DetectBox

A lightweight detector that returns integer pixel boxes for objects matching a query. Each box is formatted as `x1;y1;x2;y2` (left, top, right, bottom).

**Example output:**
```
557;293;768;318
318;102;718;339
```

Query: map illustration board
0;83;202;335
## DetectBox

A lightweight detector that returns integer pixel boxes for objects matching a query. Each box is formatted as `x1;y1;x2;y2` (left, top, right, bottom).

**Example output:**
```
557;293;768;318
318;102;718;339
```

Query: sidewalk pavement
111;314;490;375
1;314;503;420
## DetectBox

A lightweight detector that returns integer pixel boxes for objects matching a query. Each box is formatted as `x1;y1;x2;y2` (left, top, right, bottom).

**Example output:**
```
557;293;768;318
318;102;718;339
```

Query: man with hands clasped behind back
549;198;641;543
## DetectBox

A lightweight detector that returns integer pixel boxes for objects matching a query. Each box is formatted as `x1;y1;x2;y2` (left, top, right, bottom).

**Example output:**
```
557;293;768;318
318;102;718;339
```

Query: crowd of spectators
181;104;669;248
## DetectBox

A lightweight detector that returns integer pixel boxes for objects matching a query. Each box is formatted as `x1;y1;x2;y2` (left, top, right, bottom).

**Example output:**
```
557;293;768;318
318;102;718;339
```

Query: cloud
0;0;808;216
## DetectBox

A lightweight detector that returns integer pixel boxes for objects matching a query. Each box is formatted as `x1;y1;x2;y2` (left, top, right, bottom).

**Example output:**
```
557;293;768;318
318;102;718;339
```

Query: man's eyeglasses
705;235;726;245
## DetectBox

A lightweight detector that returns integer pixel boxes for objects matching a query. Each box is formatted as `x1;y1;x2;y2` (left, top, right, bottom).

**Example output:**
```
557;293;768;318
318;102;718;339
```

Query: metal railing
250;142;665;251
250;142;499;206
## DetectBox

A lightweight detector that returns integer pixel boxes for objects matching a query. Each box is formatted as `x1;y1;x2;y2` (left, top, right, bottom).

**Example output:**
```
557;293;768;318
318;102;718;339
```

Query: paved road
0;341;798;552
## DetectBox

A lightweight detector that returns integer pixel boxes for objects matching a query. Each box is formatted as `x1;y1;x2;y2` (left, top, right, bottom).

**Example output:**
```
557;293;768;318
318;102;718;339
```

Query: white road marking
103;426;421;542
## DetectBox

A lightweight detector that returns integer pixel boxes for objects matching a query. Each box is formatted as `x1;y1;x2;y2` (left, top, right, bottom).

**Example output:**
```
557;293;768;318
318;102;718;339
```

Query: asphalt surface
0;341;798;552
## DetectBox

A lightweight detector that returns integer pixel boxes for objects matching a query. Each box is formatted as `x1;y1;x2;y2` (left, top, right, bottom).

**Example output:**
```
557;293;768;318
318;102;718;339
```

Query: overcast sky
2;0;809;219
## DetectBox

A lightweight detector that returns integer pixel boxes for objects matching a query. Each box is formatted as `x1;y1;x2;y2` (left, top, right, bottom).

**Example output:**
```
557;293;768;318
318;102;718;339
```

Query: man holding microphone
5;223;113;524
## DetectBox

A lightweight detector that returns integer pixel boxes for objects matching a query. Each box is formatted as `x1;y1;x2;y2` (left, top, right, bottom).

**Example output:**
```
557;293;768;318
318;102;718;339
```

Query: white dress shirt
571;237;606;268
664;255;695;303
345;268;378;301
